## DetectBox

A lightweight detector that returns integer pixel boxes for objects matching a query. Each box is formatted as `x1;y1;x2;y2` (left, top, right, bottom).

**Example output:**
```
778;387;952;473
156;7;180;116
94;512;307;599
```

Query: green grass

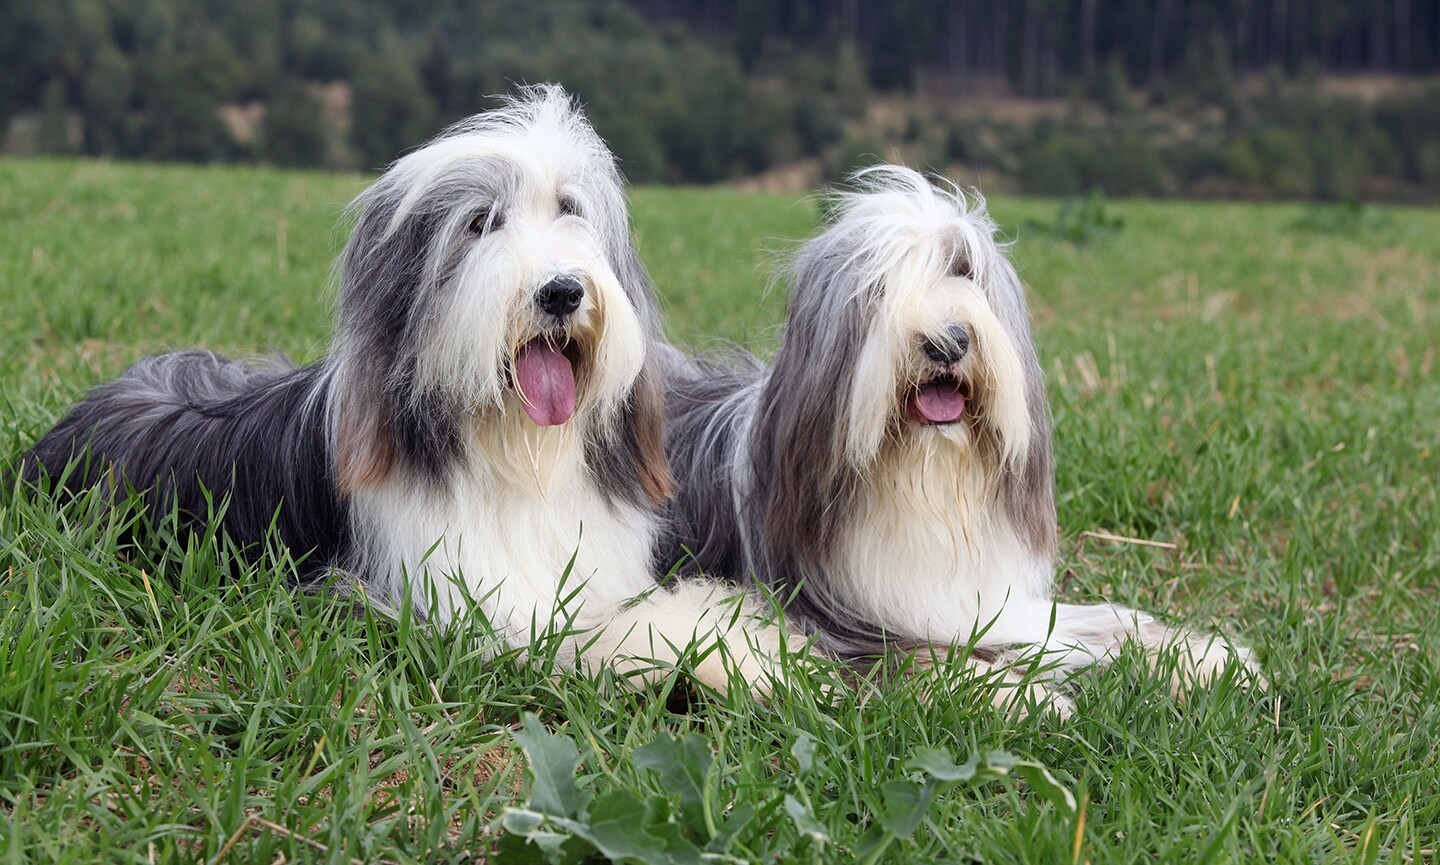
2;156;1438;863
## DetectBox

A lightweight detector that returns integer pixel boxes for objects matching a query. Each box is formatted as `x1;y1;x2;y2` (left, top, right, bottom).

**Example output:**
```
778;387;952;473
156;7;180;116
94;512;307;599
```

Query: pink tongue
514;341;576;426
912;382;966;424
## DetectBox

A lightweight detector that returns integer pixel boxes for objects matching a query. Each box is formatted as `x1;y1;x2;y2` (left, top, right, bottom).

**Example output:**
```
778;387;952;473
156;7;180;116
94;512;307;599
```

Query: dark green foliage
1287;200;1395;235
1021;191;1125;246
80;43;133;155
1020;134;1088;196
351;49;437;171
793;96;845;158
36;80;72;155
261;83;328;169
1018;131;1167;197
1374;85;1440;185
825;134;887;184
499;714;1073;863
133;50;239;163
4;0;1440;198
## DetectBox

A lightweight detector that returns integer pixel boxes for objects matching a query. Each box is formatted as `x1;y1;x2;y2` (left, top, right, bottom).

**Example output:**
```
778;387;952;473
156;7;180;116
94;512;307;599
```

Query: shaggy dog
659;166;1260;712
24;86;794;695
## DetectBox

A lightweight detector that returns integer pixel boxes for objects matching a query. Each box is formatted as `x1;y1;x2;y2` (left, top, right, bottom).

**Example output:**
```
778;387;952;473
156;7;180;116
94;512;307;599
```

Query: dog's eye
559;196;580;218
469;208;503;236
951;256;972;279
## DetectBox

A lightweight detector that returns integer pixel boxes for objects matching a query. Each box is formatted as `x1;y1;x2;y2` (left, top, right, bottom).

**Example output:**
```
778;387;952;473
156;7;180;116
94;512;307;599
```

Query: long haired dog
661;166;1259;712
24;86;794;696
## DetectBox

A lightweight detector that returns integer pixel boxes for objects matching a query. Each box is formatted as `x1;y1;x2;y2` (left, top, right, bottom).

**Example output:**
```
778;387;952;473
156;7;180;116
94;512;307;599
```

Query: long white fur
830;170;1263;707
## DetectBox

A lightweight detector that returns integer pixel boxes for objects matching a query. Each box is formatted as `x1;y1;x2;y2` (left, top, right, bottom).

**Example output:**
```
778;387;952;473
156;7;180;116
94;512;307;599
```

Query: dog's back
23;350;347;577
654;345;766;581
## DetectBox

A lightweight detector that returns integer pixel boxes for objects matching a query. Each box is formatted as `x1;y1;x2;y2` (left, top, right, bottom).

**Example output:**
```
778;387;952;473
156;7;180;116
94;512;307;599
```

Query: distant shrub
261;82;327;168
1168;139;1231;188
1023;192;1125;246
1288;200;1394;234
1374;85;1440;184
1087;134;1170;196
944;122;969;163
38;80;73;155
829;40;871;118
1224;138;1265;188
792;96;844;157
81;44;134;156
1085;57;1138;115
825;134;887;184
1251;127;1315;197
1309;127;1366;201
350;50;437;170
1165;30;1239;114
1018;134;1087;196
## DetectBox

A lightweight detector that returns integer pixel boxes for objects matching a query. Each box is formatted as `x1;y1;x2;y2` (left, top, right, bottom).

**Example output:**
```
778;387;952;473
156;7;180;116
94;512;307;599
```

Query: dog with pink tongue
658;166;1263;715
24;86;805;698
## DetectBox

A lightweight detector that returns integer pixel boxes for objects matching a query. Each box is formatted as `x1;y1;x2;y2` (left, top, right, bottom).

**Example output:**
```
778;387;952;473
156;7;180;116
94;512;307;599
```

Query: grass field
1;157;1437;863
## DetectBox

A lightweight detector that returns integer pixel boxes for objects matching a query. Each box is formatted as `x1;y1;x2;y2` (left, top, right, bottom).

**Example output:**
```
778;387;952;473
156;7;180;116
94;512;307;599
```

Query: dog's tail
23;350;282;488
20;350;346;569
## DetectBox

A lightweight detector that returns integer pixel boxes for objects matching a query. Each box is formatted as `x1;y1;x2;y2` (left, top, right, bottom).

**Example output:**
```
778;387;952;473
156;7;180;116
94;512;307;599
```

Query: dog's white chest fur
351;426;657;637
828;450;1054;645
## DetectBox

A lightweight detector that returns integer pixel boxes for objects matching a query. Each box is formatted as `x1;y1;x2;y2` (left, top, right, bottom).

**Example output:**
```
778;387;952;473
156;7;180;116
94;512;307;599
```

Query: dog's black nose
921;325;970;364
536;275;585;317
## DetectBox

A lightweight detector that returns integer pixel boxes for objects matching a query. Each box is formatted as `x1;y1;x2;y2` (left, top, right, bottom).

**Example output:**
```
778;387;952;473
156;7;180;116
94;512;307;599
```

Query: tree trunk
1023;0;1041;95
1271;0;1288;68
951;0;968;95
1082;0;1097;77
1394;0;1410;71
994;3;1009;88
1152;0;1174;83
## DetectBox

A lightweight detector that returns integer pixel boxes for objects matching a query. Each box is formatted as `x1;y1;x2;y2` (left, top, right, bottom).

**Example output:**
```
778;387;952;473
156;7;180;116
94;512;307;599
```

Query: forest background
5;0;1440;201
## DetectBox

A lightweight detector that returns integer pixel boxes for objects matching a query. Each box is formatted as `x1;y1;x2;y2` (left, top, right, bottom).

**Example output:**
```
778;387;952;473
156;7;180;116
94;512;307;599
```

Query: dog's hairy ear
631;356;674;505
603;231;673;504
982;259;1058;557
329;178;430;499
335;395;394;498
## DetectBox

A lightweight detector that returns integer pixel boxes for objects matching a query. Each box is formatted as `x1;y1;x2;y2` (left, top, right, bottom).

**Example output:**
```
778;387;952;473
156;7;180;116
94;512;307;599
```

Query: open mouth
906;373;968;425
513;336;581;426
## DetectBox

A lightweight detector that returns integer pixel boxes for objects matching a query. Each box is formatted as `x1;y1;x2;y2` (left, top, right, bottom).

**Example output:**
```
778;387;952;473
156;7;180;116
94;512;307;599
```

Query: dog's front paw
692;619;821;701
914;650;1075;721
1161;629;1268;696
993;670;1075;721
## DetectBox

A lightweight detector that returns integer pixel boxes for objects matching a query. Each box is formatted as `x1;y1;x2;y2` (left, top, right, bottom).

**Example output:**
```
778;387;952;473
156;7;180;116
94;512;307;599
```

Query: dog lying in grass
23;85;800;698
659;166;1262;714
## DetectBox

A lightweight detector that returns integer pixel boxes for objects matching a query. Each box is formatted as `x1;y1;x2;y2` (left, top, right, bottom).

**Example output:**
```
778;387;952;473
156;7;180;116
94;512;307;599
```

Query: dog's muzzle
920;324;970;365
511;276;588;428
908;325;972;426
536;274;585;318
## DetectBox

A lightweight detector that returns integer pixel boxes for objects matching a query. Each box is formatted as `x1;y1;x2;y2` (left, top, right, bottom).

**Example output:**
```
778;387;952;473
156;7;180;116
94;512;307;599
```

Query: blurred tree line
638;0;1440;94
2;0;1438;200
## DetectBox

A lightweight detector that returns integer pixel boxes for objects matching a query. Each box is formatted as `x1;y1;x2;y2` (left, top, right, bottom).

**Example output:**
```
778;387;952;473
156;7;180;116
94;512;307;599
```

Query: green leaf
783;794;829;845
644;821;708;865
905;747;976;782
495;814;586;865
876;779;935;839
852;823;894;865
634;732;713;813
501;808;546;837
982;750;1016;772
705;802;757;854
579;789;700;865
1008;761;1078;813
512;713;587;819
790;734;817;775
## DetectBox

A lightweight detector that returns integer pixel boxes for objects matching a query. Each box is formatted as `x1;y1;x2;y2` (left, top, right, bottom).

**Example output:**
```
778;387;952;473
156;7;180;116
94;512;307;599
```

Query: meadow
1;157;1437;863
